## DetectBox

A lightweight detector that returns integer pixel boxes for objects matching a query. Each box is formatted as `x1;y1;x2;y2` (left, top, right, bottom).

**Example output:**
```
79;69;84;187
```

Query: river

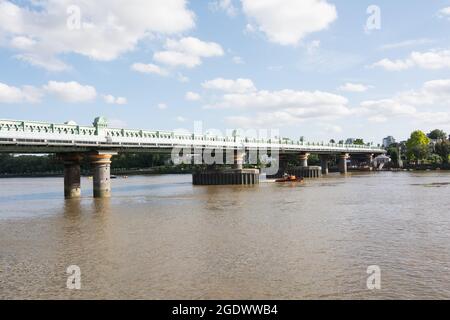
1;172;450;299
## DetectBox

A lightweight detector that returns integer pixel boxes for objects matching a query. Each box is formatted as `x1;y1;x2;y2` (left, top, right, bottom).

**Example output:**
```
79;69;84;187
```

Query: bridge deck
0;118;386;154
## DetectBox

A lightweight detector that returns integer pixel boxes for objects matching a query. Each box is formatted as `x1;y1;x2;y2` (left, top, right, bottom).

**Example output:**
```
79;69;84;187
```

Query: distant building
382;136;396;148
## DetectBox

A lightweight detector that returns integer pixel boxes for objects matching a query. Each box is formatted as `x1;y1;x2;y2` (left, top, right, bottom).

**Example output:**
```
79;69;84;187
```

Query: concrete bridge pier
367;153;374;170
299;153;310;167
61;153;83;199
233;149;245;170
288;153;321;178
89;152;116;198
320;155;330;175
339;153;350;174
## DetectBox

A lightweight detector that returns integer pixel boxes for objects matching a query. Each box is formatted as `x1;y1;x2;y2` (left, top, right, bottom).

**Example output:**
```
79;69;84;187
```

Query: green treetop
406;130;430;162
427;129;447;140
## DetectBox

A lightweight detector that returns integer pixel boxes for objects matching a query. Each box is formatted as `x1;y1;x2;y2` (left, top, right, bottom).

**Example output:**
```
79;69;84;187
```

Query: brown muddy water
1;172;450;299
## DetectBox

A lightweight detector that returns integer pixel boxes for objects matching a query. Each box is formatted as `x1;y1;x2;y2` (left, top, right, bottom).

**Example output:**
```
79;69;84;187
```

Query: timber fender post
288;166;322;178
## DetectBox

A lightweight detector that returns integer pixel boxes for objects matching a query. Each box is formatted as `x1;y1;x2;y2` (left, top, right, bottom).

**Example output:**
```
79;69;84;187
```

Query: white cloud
209;0;238;17
410;50;450;69
44;81;97;103
306;40;321;54
157;103;168;110
202;78;256;93
371;58;414;71
1;80;127;105
359;79;450;125
154;37;224;68
372;49;450;71
204;79;351;128
226;112;300;128
0;82;42;103
379;39;435;51
0;0;195;71
103;94;127;105
232;56;244;64
338;83;372;93
131;63;169;76
319;123;343;134
177;73;190;83
244;23;256;34
10;36;36;50
16;54;71;72
241;0;337;46
185;91;201;101
438;7;450;19
207;89;349;112
176;116;187;122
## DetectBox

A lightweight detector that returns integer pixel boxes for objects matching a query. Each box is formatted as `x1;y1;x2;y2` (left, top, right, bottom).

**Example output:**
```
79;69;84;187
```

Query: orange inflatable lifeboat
275;175;304;183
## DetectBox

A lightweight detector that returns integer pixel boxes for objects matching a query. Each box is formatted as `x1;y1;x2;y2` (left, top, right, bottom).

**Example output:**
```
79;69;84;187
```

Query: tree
427;129;447;141
435;140;450;164
406;130;430;163
353;138;365;145
387;146;399;167
428;154;442;164
329;139;336;144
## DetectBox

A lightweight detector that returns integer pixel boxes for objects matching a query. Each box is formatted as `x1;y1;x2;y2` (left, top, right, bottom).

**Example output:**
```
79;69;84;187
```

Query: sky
0;0;450;144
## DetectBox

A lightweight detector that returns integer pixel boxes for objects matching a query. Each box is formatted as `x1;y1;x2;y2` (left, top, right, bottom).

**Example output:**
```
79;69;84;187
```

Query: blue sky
1;0;450;144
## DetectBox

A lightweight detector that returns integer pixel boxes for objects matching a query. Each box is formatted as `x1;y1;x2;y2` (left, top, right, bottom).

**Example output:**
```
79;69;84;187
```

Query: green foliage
0;154;61;174
353;138;365;145
435;140;450;164
387;146;399;166
406;130;430;162
427;129;447;140
307;154;320;166
0;153;172;175
111;153;169;169
428;154;442;164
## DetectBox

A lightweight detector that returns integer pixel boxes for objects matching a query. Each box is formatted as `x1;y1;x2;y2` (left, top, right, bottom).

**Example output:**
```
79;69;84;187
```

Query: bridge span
0;117;386;198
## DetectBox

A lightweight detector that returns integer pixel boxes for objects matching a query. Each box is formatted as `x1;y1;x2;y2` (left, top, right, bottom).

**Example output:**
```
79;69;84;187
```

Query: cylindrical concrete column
339;153;349;174
89;154;113;198
233;149;245;170
367;153;374;169
320;155;330;175
299;153;310;167
62;153;83;199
